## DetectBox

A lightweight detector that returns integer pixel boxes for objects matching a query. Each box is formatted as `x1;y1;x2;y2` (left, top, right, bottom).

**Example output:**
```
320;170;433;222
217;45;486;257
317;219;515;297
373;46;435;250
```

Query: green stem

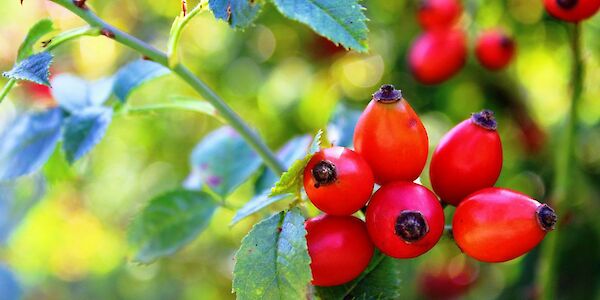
0;79;16;104
538;22;583;300
50;0;285;175
167;0;208;67
45;26;101;51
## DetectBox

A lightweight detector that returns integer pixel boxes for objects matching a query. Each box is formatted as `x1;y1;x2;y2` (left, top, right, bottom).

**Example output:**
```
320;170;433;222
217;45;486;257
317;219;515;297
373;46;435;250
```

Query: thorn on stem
41;39;52;48
100;28;115;39
182;0;187;16
73;0;87;9
142;55;153;61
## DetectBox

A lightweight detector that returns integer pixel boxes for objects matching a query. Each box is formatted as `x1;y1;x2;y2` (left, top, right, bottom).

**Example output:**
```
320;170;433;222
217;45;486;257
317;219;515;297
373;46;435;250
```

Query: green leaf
209;0;263;29
315;251;402;300
270;0;368;52
113;60;170;102
127;95;221;121
17;19;54;62
255;135;312;193
127;189;218;263
3;52;53;86
233;208;311;300
269;130;323;196
62;107;113;163
0;108;63;181
186;127;263;197
230;192;293;226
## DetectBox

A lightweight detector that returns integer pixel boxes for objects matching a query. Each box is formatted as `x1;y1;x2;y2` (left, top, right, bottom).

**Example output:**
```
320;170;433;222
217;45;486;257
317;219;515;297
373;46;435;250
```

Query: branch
49;0;286;175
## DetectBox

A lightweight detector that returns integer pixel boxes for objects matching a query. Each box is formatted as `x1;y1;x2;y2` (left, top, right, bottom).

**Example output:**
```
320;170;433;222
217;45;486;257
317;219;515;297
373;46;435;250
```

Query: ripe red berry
366;182;444;258
303;147;375;215
543;0;600;22
408;29;467;85
353;85;429;184
417;257;479;300
452;188;558;263
475;30;516;70
429;110;503;206
418;0;462;30
306;215;374;286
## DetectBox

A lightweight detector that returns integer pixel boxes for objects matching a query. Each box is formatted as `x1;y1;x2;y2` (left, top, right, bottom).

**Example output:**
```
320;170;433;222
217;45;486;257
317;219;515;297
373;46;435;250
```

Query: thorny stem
537;22;583;300
48;0;285;175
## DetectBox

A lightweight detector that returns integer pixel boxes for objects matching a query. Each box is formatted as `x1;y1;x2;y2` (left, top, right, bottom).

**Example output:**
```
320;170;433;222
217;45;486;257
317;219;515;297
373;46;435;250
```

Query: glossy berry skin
475;30;516;70
453;188;558;263
408;30;467;85
306;215;374;286
353;85;428;184
366;182;444;258
417;259;479;300
543;0;600;22
429;110;503;206
418;0;462;30
303;147;374;215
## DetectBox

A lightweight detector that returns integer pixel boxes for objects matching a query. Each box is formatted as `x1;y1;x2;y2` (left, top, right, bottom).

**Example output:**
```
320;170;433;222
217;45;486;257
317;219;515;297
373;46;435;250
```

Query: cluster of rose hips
408;0;516;85
303;85;558;287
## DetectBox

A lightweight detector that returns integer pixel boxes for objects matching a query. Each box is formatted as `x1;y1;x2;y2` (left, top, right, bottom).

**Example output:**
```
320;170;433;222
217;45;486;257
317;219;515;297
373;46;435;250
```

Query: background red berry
452;187;557;263
429;110;503;206
366;182;445;258
353;85;429;184
408;29;467;85
418;0;462;30
306;215;374;286
543;0;600;22
303;146;374;215
475;30;516;70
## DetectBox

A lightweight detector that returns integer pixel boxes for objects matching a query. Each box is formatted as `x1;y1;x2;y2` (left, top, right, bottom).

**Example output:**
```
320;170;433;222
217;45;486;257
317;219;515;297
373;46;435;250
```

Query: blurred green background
0;0;599;299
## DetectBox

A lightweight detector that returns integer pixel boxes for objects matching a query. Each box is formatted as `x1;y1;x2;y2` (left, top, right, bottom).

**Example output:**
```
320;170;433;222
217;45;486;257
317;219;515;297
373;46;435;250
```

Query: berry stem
48;0;286;175
537;22;583;300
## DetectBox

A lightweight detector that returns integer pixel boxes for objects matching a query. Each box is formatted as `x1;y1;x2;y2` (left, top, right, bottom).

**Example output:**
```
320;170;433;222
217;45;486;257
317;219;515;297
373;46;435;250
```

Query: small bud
101;28;115;39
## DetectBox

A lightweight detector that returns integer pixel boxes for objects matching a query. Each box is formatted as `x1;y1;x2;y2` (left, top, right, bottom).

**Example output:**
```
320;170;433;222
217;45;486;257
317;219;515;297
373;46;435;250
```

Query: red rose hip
306;215;374;286
475;30;516;70
303;147;374;215
408;29;467;85
366;182;445;258
429;109;503;206
353;85;429;184
543;0;600;22
453;187;558;263
418;0;462;30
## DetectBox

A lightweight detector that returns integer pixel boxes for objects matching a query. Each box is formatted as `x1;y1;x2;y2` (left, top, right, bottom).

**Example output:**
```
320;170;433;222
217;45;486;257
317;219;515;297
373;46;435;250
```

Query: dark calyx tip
471;109;498;130
395;211;429;243
312;160;337;188
537;204;558;231
500;35;514;49
373;84;402;103
556;0;578;10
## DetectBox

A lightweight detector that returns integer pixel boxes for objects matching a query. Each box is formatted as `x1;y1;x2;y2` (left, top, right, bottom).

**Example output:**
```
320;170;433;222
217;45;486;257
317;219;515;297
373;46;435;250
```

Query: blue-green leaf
209;0;263;29
51;74;114;113
62;106;113;163
269;130;323;196
186;127;263;197
3;52;53;86
327;104;361;148
271;0;368;52
17;19;54;62
255;135;312;193
0;108;63;181
0;265;21;300
0;174;46;244
127;189;219;263
230;192;293;226
233;208;311;299
113;60;170;102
